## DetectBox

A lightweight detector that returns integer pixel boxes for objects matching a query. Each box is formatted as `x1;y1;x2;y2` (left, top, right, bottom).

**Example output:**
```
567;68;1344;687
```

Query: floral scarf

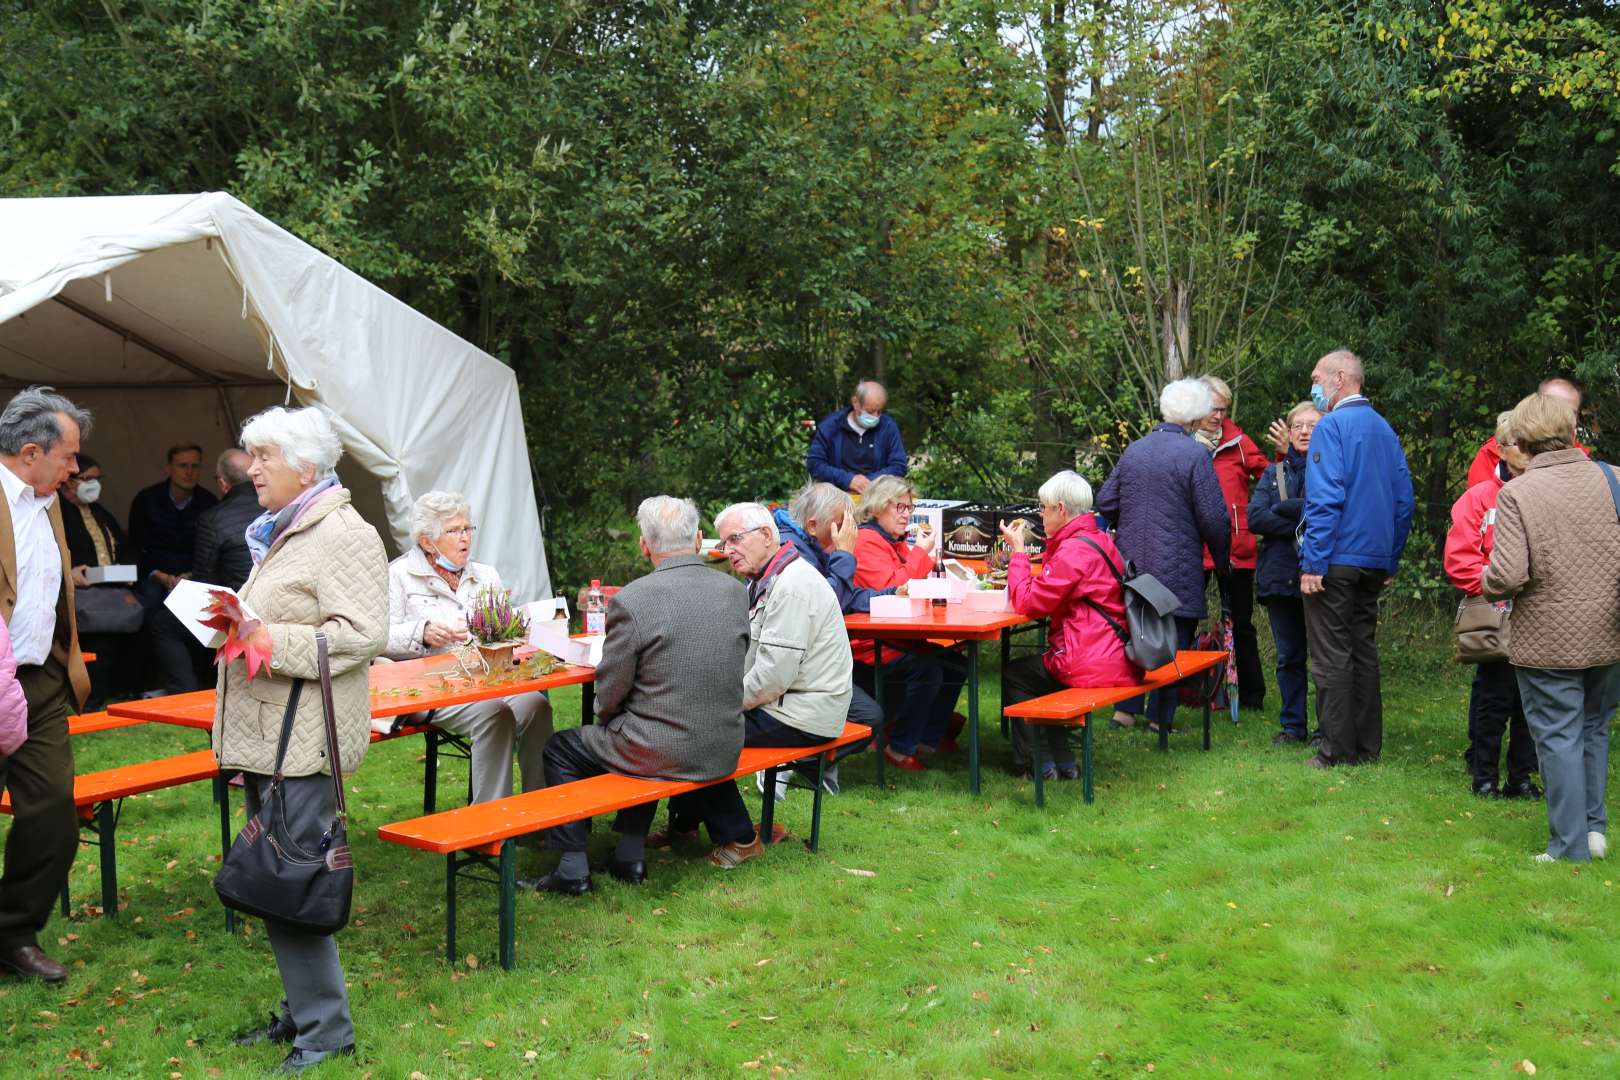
244;477;341;566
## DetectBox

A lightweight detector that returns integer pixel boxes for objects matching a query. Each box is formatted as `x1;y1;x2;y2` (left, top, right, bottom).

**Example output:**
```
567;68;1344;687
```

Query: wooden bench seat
1002;650;1229;806
378;722;873;969
1;750;226;919
68;711;148;736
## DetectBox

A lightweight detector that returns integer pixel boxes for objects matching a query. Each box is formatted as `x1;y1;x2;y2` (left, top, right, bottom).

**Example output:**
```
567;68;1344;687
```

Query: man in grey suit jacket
533;496;750;895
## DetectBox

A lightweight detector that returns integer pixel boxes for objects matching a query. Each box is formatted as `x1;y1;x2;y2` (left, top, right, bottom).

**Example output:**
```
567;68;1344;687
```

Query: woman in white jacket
386;491;553;804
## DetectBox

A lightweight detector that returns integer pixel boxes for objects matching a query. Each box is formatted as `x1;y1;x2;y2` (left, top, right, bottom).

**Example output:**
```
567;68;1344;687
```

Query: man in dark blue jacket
806;381;908;494
1298;350;1414;768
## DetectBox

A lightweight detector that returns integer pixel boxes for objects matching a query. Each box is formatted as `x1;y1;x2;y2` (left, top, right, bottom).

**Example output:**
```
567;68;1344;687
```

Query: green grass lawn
5;634;1617;1078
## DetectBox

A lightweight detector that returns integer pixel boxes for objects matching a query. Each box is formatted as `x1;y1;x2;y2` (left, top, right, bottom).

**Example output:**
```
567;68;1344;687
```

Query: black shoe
526;870;592;896
1308;730;1324;747
606;858;648;885
1472;779;1503;800
273;1045;355;1074
1504;779;1544;801
1271;731;1307;747
233;1013;296;1046
1303;755;1332;769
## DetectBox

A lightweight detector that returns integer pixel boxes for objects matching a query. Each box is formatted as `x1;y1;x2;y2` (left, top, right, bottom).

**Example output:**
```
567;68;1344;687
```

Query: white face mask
76;479;102;504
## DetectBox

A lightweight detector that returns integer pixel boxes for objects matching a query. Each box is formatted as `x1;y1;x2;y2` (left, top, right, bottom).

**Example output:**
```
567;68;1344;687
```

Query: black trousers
538;728;664;853
1468;659;1538;788
667;707;837;842
1002;654;1075;771
1302;565;1385;764
0;660;78;947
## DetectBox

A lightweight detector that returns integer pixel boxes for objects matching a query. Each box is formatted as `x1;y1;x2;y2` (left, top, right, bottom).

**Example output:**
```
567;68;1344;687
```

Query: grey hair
239;406;342;480
1037;470;1094;515
715;501;779;543
855;474;917;525
216;448;252;486
0;386;93;456
412;490;473;542
790;481;854;531
637;495;702;554
1159;378;1214;427
1319;349;1365;388
853;379;885;407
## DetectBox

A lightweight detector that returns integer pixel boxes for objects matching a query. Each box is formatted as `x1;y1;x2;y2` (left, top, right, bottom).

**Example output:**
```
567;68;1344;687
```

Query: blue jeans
871;650;967;755
1264;597;1310;737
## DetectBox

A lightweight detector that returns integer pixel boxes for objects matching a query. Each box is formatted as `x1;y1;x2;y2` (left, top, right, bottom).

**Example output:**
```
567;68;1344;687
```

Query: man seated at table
531;496;750;894
651;502;854;868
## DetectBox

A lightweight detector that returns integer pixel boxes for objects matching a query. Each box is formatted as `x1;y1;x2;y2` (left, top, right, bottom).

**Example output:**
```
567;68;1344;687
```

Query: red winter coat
851;522;935;665
1466;435;1586;489
1202;418;1268;570
1444;468;1506;597
1007;514;1140;687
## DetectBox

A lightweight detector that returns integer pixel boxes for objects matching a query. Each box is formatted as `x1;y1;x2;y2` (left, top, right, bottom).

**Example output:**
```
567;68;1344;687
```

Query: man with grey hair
807;378;908;495
0;386;93;983
1298;349;1414;768
654;501;854;867
530;496;750;894
1465;376;1586;488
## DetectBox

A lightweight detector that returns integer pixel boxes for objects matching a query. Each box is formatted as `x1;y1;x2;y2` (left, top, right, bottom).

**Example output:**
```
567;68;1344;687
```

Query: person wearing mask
58;454;141;706
806;379;908;495
1247;402;1319;747
1465;377;1584;488
1096;378;1231;735
1196;375;1268;710
1483;393;1620;862
1298;350;1414;768
1445;412;1540;801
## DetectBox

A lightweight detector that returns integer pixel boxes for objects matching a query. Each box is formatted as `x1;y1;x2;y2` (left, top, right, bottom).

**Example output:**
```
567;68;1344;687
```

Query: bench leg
872;641;886;788
999;629;1011;739
498;840;516;971
215;773;236;932
809;756;825;853
445;853;458;964
1159;711;1170;754
424;730;440;815
1083;720;1094;804
968;642;981;795
60;884;70;917
1032;742;1045;809
1203;693;1212;752
97;802;118;919
759;768;778;844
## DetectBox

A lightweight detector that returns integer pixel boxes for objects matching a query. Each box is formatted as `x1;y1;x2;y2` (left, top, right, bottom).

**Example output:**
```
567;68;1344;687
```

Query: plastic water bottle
585;580;606;635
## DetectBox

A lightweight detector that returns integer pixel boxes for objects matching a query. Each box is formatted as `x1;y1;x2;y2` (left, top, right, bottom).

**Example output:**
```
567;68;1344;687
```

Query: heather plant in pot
467;587;529;674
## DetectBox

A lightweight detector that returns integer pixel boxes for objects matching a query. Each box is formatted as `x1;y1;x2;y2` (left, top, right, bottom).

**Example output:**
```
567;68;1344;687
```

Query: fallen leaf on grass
164;860;178;871
755;958;771;967
842;868;876;878
728;1019;743;1029
1514;1062;1537;1075
972;991;989;1003
742;1061;762;1070
653;907;668;915
1225;901;1238;909
466;953;480;969
483;1038;497;1048
525;1050;539;1060
758;1015;777;1022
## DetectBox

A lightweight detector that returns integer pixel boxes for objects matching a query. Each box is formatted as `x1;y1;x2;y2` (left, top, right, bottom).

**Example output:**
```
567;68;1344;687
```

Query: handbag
213;632;354;935
1453;594;1509;664
74;585;144;634
1072;535;1183;671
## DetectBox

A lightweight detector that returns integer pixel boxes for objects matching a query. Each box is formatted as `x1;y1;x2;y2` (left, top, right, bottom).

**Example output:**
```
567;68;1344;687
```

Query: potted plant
466;587;529;674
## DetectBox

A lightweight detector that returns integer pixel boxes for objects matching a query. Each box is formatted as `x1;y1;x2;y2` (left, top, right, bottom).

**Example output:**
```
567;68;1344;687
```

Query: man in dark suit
532;495;750;895
126;443;218;601
0;386;92;984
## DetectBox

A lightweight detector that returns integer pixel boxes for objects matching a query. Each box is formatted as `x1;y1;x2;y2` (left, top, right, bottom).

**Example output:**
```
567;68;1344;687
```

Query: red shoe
883;747;928;772
947;712;967;739
935;736;961;754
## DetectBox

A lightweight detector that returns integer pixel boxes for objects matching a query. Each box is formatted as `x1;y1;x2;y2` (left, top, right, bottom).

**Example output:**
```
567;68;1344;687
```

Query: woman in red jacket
1001;470;1139;780
852;475;966;772
1444;412;1540;800
1198;375;1268;710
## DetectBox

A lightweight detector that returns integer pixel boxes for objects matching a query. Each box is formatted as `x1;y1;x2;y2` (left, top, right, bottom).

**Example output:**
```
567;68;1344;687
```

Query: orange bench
378;722;873;969
68;710;149;736
1002;650;1229;806
1;750;224;920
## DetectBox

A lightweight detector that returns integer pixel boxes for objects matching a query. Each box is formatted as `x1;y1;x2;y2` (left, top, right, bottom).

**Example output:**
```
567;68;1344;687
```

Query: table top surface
842;607;1031;640
107;654;597;728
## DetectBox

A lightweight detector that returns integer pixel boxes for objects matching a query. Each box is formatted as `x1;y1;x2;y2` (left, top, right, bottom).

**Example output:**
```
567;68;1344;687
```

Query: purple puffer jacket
1096;422;1231;618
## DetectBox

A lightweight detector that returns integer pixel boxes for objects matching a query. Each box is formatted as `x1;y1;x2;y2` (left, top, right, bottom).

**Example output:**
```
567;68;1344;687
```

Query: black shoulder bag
1071;535;1183;671
213;632;354;935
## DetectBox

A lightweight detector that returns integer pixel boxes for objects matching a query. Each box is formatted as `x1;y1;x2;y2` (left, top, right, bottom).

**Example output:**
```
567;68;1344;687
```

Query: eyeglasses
1209;406;1229;416
891;502;915;515
720;526;766;551
444;525;477;538
1289;422;1317;432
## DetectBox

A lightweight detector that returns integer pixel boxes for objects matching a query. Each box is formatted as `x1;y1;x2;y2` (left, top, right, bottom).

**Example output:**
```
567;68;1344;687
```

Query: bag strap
315;632;347;821
269;679;305;784
1600;462;1620;524
1069;534;1131;646
1276;461;1290;503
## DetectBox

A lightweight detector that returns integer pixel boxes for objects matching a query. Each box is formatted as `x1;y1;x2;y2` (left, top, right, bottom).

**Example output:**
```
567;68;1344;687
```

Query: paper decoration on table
529;618;605;667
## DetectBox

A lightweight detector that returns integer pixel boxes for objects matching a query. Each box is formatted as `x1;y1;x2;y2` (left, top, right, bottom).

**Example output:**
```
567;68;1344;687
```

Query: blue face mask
1310;383;1331;412
857;411;881;430
435;554;465;573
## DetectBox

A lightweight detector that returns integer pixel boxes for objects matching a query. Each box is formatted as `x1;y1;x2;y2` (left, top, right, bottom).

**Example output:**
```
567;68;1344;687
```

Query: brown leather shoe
0;944;68;984
647;823;699;849
708;833;765;869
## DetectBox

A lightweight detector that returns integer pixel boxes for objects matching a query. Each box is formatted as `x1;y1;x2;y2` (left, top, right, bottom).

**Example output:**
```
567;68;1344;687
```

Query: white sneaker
1532;852;1557;864
1589;832;1608;859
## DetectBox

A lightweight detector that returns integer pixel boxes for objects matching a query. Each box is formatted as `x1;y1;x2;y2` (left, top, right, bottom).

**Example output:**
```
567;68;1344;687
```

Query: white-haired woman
212;406;387;1071
1095;378;1231;734
386;491;553;804
851;475;968;772
1000;471;1137;779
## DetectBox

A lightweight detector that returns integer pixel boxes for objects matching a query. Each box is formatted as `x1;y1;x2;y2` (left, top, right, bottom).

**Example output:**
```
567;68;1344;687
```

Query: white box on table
907;577;952;602
963;589;1010;612
869;594;925;619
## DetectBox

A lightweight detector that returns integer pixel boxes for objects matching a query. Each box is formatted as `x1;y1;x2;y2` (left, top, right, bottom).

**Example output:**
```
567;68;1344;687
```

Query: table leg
98;802;117;919
424;729;439;815
1203;694;1212;752
215;772;236;932
968;641;981;795
582;681;594;725
872;641;886;788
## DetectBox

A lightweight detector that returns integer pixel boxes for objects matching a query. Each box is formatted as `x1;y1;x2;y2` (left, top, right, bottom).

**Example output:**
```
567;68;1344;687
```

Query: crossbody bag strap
1600;463;1620;523
1276;462;1290;503
269;679;306;784
314;632;347;821
1069;534;1131;646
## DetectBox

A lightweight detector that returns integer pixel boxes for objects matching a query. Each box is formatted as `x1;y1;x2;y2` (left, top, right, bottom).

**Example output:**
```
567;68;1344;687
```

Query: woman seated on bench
385;491;553;805
1000;470;1139;780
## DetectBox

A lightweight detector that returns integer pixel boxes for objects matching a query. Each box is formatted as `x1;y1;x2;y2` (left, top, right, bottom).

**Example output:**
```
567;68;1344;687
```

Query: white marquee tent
0;192;550;599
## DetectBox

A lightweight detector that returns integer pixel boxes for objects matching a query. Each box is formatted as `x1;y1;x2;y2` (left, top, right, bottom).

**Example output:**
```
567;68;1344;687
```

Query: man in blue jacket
1298;350;1414;768
806;380;908;494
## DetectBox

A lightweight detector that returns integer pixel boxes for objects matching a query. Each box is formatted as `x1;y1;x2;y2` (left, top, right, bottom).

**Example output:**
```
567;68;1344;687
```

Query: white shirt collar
0;461;53;511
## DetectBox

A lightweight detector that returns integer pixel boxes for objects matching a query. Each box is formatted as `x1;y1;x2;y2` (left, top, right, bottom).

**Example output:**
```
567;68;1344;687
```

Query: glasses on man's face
444;525;477;538
1290;422;1317;434
720;526;766;551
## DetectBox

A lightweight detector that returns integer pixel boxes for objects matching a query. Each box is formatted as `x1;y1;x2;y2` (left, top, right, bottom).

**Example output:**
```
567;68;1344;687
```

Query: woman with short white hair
1095;379;1231;733
386;490;554;805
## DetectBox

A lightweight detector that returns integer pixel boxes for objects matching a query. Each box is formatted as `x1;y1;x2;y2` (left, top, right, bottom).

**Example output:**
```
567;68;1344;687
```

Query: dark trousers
148;607;213;694
669;707;828;841
865;651;967;755
0;660;78;948
1226;569;1265;708
1303;565;1385;764
1263;596;1311;737
1468;660;1537;788
539;728;666;853
1003;654;1075;771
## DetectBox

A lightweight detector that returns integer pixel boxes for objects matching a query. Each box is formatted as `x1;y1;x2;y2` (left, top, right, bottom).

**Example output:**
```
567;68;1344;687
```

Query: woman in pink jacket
0;613;27;758
1002;470;1139;779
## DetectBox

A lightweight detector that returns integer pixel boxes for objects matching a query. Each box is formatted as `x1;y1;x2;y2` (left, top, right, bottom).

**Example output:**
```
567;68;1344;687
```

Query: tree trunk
1161;278;1191;382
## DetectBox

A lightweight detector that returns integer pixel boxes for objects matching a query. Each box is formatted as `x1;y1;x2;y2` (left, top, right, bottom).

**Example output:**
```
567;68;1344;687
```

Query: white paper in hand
163;578;257;649
529;619;605;668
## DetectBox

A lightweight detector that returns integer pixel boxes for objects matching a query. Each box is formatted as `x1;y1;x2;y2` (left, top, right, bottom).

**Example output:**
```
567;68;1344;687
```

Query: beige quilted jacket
211;489;388;777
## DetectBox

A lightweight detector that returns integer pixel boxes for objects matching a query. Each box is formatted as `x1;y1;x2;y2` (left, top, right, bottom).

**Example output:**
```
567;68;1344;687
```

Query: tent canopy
0;192;549;600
